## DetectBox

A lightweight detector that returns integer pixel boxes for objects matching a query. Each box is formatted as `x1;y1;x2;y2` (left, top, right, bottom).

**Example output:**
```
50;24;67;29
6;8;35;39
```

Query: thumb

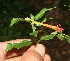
21;44;45;61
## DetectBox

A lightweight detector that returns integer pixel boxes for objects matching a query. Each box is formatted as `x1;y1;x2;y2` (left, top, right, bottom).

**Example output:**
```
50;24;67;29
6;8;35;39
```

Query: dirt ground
40;38;70;61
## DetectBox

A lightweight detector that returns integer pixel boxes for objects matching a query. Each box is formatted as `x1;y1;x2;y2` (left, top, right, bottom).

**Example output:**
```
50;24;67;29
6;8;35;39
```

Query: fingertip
35;44;45;57
44;54;51;61
21;45;44;61
27;45;35;50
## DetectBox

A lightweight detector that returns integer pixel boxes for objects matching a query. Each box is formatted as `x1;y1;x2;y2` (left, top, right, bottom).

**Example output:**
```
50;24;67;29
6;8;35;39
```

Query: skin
0;39;51;61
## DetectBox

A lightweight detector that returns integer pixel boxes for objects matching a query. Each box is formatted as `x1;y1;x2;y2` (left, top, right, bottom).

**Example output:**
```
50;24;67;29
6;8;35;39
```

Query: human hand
0;39;51;61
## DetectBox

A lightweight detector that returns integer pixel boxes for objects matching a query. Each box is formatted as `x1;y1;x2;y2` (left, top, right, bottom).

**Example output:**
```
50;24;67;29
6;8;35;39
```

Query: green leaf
66;36;70;44
30;14;34;19
30;31;38;37
51;31;58;35
67;39;70;44
34;8;47;20
12;43;22;49
6;43;13;51
57;32;70;44
35;21;42;26
67;36;70;44
35;23;41;26
41;18;47;23
38;31;57;42
10;18;18;26
40;34;55;40
6;40;32;51
57;33;65;40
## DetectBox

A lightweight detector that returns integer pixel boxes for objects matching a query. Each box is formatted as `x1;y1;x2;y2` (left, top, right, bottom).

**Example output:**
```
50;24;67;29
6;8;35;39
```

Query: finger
35;44;45;58
0;47;5;61
0;39;31;59
44;54;51;61
5;56;21;61
21;44;45;61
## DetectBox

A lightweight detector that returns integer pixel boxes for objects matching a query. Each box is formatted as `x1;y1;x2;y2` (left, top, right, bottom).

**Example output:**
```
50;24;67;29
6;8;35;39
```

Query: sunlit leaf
34;8;47;20
38;31;57;42
35;21;42;26
6;40;32;51
10;18;18;26
57;33;65;40
6;43;13;51
51;31;58;35
30;31;38;37
67;39;70;44
30;14;34;19
40;34;55;40
41;18;47;23
57;32;70;44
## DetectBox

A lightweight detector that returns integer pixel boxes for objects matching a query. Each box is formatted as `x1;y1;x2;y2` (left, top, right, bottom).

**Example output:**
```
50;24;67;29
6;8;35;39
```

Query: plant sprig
6;8;70;51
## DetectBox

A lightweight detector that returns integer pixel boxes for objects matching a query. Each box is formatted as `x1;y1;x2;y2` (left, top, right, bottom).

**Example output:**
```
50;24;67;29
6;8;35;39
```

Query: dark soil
40;38;70;61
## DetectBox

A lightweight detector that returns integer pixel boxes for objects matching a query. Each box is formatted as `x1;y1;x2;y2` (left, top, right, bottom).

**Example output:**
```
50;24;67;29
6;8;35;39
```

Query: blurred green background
0;0;70;41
